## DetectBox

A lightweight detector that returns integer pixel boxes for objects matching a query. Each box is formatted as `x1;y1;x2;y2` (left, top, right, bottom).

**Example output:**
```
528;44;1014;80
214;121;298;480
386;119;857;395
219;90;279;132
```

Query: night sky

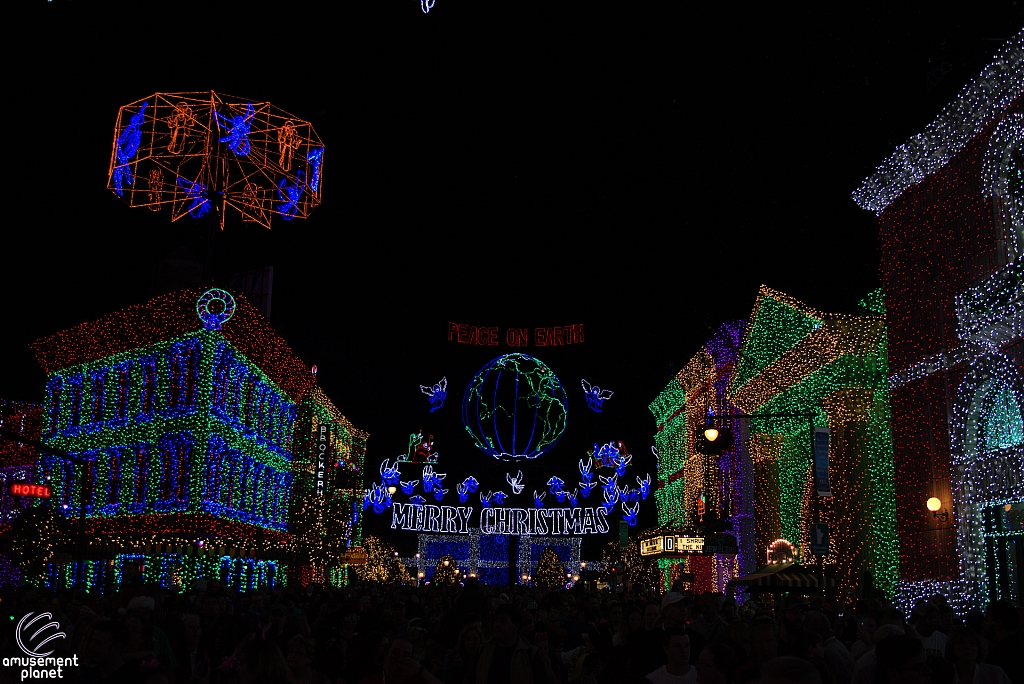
3;2;1022;555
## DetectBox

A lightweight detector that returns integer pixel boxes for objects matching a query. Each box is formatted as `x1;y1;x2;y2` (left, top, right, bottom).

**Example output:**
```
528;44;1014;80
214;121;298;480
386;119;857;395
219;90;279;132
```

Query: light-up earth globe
462;353;567;462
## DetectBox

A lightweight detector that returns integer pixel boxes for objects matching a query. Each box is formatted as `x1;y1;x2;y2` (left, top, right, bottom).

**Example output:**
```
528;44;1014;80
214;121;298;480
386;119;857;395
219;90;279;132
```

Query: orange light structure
107;91;324;229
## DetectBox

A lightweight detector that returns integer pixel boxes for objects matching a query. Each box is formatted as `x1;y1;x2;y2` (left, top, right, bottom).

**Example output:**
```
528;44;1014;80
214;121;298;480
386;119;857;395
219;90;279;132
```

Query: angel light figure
167;101;196;154
506;471;525;495
581;379;614;413
112;102;147;196
420;377;447;412
621;502;639;527
277;170;305;221
215;102;255;156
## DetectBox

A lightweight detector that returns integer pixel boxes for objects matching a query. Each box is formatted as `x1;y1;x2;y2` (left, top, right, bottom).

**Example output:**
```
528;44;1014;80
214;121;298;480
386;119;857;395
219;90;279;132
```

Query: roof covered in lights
852;30;1023;215
30;289;314;401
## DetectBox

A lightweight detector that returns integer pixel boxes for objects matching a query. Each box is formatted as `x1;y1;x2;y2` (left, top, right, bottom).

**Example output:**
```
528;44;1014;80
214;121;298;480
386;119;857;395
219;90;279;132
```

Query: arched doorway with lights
951;348;1024;607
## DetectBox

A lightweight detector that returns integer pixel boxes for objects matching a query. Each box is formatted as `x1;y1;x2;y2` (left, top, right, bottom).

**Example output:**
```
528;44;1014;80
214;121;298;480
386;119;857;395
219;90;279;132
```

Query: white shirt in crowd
919;630;948;657
646;664;698;684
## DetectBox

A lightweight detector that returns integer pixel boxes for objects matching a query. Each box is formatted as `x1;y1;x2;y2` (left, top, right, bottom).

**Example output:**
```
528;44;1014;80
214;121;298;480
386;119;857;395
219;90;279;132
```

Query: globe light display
462;354;567;463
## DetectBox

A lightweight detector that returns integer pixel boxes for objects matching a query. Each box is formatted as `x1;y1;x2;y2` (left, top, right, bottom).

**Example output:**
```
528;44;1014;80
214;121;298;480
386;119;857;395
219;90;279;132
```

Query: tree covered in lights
622;538;659;589
431;554;458;585
389;558;415;586
10;505;67;583
534;548;566;589
599;540;622;584
352;536;398;583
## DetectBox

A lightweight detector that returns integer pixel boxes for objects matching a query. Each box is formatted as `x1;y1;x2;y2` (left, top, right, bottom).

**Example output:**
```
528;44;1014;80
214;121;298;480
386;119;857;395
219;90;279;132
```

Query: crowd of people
0;576;1020;684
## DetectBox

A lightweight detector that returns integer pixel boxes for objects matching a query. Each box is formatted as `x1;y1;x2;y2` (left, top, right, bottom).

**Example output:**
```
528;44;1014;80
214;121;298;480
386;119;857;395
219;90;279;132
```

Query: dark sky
3;1;1022;554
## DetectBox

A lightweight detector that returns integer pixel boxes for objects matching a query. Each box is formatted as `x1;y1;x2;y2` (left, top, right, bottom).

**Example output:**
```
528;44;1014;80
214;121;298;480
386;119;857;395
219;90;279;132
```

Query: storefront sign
9;483;51;498
640;533;736;556
390;503;609;535
316;423;330;498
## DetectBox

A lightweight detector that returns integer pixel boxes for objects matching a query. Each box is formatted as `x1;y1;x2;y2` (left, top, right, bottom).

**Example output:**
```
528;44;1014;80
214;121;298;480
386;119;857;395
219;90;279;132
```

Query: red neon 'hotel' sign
9;483;52;498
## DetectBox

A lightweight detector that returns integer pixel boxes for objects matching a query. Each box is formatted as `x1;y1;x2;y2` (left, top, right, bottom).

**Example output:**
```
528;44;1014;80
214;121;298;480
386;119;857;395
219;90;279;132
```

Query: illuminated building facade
852;33;1024;611
291;387;368;587
0;400;43;586
650;321;752;593
26;288;366;592
652;289;898;604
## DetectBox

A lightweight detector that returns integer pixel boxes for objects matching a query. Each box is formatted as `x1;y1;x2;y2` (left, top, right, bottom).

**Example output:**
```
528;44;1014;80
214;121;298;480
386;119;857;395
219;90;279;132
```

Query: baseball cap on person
783;596;810;611
127;596;156;611
661;592;684;609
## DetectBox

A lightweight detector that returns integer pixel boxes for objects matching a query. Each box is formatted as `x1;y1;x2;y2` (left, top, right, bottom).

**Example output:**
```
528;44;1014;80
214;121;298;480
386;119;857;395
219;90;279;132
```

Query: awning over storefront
728;562;836;588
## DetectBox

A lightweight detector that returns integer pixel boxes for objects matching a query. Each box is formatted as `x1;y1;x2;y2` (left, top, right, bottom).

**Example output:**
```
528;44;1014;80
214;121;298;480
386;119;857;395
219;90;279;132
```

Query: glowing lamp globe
462;353;567;462
704;427;720;442
926;497;942;512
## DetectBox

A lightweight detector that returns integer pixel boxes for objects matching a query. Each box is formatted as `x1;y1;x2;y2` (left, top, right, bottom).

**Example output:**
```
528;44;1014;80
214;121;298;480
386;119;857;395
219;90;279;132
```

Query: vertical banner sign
813;427;831;497
619;519;629;548
316;423;330;498
811;523;830;556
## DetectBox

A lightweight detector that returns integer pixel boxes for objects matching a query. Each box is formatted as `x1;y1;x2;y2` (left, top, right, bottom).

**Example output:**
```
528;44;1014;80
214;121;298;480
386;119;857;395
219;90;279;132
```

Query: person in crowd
645;627;696;684
79;619;142;684
735;617;779;684
791;631;835;684
849;625;904;684
937;625;1012;684
873;635;931;684
983;602;1023;684
695;643;736;684
777;598;811;658
727;618;752;661
124;595;177;672
631;602;669;677
231;637;294;684
287;634;332;684
690;594;729;647
909;603;947;658
759;656;823;684
614;606;642;647
445;624;484;684
848;617;876;662
196;590;236;671
466;603;550;684
804;611;854;684
179;612;212;684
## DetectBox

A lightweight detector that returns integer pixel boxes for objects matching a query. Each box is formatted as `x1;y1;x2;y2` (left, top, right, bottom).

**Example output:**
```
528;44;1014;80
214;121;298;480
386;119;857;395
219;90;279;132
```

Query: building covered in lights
852;32;1024;611
651;287;897;604
25;288;367;592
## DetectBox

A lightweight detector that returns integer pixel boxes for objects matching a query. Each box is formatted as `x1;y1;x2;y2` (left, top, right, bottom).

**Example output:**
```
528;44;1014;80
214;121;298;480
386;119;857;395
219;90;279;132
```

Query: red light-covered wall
877;98;1021;582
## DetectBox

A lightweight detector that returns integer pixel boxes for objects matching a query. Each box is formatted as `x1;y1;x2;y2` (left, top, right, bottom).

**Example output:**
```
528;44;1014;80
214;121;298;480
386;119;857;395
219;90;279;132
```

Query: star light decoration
107;91;324;229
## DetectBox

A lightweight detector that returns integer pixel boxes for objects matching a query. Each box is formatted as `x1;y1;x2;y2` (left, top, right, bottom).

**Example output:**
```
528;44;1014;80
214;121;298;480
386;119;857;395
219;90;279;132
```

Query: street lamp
927;497;949;522
388;486;397;496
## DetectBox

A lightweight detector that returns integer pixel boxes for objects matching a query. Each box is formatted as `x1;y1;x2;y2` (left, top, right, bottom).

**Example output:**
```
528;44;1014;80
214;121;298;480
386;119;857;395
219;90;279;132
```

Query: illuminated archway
951;347;1024;608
